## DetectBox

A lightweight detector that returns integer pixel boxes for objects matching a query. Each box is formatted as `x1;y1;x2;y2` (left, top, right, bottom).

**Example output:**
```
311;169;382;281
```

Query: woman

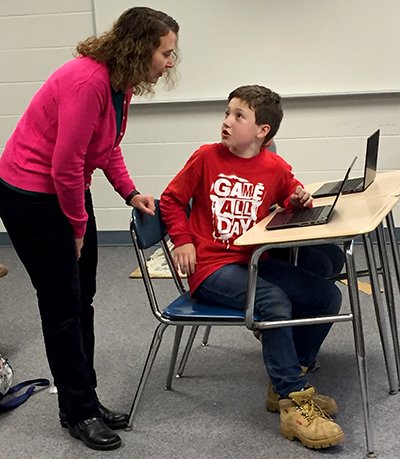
0;7;179;451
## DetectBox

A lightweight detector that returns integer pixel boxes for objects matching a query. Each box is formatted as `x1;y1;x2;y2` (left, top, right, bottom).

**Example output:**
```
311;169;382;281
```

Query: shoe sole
68;426;122;451
281;427;345;449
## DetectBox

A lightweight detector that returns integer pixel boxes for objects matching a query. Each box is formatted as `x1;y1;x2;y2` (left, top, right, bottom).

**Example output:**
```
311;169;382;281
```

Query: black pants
268;243;345;278
0;182;101;425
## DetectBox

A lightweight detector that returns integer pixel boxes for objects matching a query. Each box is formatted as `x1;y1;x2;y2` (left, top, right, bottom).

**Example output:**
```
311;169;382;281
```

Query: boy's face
221;98;270;157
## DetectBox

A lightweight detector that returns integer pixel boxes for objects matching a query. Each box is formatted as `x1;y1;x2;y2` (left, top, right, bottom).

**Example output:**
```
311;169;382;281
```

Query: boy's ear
257;124;271;141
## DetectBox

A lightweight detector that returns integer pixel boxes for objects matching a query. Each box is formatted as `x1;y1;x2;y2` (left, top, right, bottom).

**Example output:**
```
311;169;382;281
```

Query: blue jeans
0;181;101;425
195;258;342;397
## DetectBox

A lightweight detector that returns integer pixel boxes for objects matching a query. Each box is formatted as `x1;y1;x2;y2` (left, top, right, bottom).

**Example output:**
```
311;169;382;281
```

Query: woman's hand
289;186;313;208
174;243;197;275
75;237;84;259
130;194;156;215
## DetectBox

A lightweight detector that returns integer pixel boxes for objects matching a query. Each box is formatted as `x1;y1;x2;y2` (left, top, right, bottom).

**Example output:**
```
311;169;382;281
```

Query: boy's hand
174;243;197;275
130;194;156;215
289;186;313;208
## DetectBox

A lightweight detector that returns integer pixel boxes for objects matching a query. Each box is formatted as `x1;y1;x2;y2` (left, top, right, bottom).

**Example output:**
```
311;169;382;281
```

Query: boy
160;85;344;449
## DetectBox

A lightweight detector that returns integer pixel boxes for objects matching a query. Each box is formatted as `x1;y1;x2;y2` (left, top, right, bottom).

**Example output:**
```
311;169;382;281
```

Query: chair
127;199;258;428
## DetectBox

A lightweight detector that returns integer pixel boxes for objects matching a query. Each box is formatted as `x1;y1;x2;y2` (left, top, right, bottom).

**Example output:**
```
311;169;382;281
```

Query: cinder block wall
1;1;400;244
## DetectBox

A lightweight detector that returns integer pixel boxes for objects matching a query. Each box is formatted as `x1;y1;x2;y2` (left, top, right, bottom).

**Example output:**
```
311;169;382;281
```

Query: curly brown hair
76;7;180;94
228;85;283;143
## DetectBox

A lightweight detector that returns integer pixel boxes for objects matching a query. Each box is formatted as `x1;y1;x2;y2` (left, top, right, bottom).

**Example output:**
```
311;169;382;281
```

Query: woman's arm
52;81;105;238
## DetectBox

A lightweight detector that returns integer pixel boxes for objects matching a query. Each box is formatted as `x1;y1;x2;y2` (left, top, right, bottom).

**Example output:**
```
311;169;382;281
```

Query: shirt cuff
125;190;140;206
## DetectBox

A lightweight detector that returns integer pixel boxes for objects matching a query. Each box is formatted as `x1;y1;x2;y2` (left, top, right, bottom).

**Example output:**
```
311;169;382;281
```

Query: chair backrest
130;199;187;316
131;199;167;250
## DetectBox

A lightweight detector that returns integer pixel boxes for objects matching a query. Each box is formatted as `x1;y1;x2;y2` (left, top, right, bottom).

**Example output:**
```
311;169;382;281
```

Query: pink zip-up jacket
0;56;136;238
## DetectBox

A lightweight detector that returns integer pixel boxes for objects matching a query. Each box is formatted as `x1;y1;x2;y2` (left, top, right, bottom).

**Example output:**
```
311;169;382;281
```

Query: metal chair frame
127;203;249;428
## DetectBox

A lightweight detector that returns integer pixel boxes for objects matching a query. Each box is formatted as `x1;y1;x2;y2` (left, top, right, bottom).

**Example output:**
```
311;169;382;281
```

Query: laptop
312;129;380;198
266;156;357;230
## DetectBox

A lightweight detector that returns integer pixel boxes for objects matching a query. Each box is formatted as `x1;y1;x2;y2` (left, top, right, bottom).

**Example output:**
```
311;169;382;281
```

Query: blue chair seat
163;291;261;321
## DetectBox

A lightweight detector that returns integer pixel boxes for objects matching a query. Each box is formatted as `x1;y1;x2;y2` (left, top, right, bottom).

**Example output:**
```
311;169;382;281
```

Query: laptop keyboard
286;206;323;224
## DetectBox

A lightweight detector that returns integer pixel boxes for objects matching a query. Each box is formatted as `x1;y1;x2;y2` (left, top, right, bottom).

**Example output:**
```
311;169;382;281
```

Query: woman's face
148;30;176;83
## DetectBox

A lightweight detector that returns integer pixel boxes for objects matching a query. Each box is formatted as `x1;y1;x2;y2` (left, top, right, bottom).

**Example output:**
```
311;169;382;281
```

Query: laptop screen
325;156;358;220
363;129;380;188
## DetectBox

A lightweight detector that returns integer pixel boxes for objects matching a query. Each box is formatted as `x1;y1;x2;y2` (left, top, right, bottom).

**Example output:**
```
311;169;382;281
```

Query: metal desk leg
245;247;261;328
386;211;400;294
386;211;400;385
376;223;400;384
363;233;398;394
343;240;374;457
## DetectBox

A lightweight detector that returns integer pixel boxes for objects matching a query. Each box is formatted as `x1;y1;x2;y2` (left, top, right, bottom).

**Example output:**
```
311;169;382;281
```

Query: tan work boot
266;365;336;414
279;387;345;449
266;380;338;415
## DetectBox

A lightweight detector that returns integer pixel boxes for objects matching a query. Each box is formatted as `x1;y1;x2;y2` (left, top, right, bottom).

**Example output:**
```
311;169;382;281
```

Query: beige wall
1;1;400;234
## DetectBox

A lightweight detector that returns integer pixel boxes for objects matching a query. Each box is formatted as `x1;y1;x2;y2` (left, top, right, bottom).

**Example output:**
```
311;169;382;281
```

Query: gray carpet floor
1;243;400;459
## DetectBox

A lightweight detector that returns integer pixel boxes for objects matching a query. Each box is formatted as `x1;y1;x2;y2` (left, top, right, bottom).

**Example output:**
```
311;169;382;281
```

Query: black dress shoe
68;417;121;451
60;403;128;430
98;402;129;429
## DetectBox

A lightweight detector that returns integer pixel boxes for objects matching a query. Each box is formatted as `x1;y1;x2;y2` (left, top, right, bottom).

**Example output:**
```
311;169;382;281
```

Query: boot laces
293;395;332;425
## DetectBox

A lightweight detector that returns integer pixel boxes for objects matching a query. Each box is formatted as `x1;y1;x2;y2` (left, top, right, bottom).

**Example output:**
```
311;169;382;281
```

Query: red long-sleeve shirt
160;143;303;294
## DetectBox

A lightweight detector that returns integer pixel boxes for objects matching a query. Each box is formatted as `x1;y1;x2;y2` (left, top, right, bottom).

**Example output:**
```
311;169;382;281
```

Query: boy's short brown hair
228;85;283;143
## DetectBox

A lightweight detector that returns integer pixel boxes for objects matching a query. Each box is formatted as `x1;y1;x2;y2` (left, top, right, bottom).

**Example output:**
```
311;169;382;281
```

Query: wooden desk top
235;191;398;247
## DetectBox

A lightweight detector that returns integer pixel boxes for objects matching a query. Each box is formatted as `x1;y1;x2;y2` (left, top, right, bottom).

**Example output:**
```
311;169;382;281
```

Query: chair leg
165;325;184;390
127;323;168;429
176;325;200;378
202;325;212;346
